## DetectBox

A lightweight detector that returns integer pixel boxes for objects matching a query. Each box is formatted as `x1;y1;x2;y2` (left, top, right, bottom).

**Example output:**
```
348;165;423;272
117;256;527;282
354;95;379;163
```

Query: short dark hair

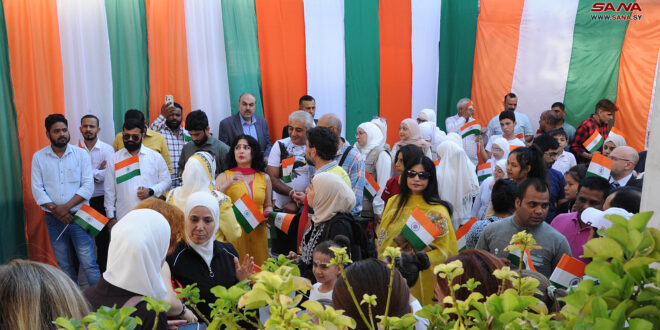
185;110;208;131
504;93;517;102
394;144;425;169
595;98;618;114
172;102;183;112
499;110;516;122
566;164;587;182
492;179;518;214
551;102;565;111
540;110;561;127
517;178;549;200
548;128;567;140
306;126;339;161
299;95;315;105
81;114;99;126
124;109;145;123
226;134;265;172
608;186;641;213
577;176;611;200
533;134;559;152
45;114;67;131
123;118;145;133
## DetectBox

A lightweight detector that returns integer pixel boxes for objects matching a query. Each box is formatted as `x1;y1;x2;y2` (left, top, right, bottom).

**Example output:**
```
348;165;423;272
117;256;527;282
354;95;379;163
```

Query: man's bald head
613;146;639;165
317;114;342;137
610;146;639;180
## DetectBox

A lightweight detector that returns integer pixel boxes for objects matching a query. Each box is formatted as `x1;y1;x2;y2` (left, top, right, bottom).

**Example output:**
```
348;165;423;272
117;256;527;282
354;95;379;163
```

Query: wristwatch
177;301;187;318
148;188;154;196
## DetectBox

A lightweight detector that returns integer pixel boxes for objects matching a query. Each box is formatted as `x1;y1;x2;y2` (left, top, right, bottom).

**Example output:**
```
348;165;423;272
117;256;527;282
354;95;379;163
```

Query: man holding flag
571;98;617;164
476;178;571;278
446;98;480;165
31;114;99;285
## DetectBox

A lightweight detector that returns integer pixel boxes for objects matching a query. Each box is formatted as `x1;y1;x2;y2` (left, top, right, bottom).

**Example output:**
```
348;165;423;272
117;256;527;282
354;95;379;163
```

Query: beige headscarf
398;119;430;149
310;172;355;223
168;151;216;211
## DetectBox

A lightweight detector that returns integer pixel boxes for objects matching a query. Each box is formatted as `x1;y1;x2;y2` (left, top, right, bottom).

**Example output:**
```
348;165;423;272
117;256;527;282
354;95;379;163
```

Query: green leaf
590;297;608;319
627;229;643;254
585;261;621;288
623;257;656;272
628;318;654;330
604;224;630;252
582;238;623;260
629;305;660;320
628;211;653;232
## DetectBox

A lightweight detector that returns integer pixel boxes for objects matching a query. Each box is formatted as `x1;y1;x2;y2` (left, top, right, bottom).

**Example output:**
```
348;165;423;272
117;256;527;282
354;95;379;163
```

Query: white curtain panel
411;0;442;121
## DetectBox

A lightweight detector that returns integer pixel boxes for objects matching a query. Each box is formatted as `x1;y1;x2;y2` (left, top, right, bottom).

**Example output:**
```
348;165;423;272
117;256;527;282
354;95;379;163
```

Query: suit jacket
218;113;272;157
625;176;644;189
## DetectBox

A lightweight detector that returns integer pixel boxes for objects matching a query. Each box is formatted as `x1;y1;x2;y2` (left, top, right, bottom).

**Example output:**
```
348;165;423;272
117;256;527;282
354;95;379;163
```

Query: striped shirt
150;115;189;187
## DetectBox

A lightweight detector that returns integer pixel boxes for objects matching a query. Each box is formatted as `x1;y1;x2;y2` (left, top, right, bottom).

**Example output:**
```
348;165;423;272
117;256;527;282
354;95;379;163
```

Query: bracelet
288;189;295;198
177;301;187;318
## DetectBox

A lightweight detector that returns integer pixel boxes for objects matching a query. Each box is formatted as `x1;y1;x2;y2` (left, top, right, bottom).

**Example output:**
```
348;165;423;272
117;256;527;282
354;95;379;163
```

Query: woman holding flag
377;155;457;305
215;135;273;266
354;122;392;222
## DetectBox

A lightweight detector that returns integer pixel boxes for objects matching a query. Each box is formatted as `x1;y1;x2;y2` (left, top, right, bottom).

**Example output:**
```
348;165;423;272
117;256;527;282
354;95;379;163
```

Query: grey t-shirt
475;215;571;278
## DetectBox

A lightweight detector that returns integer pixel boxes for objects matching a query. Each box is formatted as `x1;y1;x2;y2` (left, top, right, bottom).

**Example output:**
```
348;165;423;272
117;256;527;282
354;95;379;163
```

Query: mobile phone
178;323;207;330
165;94;174;105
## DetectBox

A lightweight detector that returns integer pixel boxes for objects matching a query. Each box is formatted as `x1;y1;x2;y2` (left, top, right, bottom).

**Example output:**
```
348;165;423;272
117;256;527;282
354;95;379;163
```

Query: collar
239;114;256;126
316;160;339;173
121;145;147;157
79;139;98;151
573;212;594;231
611;172;633;186
48;144;73;158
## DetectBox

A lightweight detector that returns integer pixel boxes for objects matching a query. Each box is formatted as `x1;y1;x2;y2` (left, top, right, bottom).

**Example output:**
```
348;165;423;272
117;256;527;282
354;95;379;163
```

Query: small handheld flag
184;133;192;142
586;153;612;180
401;207;443;250
549;254;586;289
363;172;381;201
115;155;140;184
281;157;295;183
509;145;520;152
232;194;265;234
268;212;295;234
507;249;536;271
433;159;439;166
515;132;524;139
583;130;604;153
477;163;493;183
460;120;481;138
455;217;478;251
74;204;109;236
608;127;626;141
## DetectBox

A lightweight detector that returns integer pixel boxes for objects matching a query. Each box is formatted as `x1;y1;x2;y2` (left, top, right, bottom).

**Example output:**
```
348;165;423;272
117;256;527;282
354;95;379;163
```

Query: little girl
557;165;587;214
309;236;348;306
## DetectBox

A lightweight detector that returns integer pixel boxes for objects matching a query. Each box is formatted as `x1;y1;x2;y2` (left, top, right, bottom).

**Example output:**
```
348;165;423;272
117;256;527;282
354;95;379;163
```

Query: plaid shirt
150;115;190;187
334;140;365;215
570;115;609;164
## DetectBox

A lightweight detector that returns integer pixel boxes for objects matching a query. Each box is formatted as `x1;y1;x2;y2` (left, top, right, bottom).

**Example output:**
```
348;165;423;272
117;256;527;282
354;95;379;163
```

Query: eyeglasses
406;170;430;180
609;156;631;162
544;151;559;158
122;133;142;142
313;260;331;269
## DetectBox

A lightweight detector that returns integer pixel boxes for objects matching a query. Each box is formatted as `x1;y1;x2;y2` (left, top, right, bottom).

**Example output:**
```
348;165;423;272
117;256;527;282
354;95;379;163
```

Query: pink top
550;212;593;264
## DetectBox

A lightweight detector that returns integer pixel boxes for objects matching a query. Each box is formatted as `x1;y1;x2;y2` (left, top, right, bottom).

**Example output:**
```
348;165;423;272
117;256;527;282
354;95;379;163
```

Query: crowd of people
7;91;646;328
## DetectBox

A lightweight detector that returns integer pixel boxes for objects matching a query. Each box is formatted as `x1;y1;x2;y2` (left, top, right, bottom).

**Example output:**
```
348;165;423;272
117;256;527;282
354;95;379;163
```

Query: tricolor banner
549;254;586;289
232;194;265;234
401;207;442;251
455;217;477;251
268;211;295;234
74;204;109;236
477;162;493;182
281;157;295;183
507;249;536;271
460;120;481;138
115;155;140;184
363;171;380;201
583;130;604;153
586;153;612;180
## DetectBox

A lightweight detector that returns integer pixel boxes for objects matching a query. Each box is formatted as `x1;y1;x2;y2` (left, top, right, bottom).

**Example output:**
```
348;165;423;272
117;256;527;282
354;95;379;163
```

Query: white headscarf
445;132;463;149
435;141;480;228
418;121;436;144
417;109;437;124
184;191;220;267
355;122;384;157
104;209;171;300
370;118;388;148
604;134;626;148
490;137;510;168
310;172;356;223
495;158;508;179
169;151;216;211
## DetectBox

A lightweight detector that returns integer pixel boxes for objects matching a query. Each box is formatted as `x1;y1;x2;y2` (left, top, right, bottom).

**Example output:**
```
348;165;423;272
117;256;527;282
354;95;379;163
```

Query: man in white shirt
446;98;480;165
78;114;114;272
478;110;525;161
31;114;99;285
609;146;643;189
104;118;170;223
486;93;534;143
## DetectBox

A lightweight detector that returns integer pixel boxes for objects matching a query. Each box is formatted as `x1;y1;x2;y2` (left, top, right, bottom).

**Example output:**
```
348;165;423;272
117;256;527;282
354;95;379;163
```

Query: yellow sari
377;194;458;305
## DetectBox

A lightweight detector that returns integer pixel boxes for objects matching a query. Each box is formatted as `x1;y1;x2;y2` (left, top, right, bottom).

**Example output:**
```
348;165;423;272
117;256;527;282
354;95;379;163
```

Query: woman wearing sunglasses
376;155;458;305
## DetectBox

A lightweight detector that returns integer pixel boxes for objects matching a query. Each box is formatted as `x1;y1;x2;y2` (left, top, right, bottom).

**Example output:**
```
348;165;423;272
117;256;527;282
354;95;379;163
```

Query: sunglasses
406;170;430;180
313;260;332;269
122;133;142;142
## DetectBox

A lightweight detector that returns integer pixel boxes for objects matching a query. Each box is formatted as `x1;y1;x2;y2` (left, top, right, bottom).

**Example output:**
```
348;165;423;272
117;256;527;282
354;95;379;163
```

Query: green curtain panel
105;0;150;130
221;0;264;117
0;0;27;263
344;0;380;145
436;0;479;130
562;0;631;127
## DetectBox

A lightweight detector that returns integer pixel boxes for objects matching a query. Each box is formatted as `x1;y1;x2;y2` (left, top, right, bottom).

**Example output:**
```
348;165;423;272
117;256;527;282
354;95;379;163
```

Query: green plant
54;305;142;330
176;283;212;325
142;296;169;330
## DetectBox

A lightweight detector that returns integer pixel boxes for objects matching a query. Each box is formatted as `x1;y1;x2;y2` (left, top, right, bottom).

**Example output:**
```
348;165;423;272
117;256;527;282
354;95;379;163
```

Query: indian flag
115;155;140;184
586;153;612;180
268;211;295;234
363;171;380;201
455;217;477;251
401;207;442;251
549;254;586;289
433;159;439;166
74;204;108;236
460;120;481;138
466;101;473;109
477;162;493;182
281;157;295;183
608;127;626;141
507;249;536;271
184;132;192;142
583;130;604;153
515;132;524;139
232;194;265;234
509;145;520;152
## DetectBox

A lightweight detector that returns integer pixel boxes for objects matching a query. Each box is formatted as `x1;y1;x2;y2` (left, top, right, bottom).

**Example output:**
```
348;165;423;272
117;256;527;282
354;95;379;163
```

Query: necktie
611;182;620;189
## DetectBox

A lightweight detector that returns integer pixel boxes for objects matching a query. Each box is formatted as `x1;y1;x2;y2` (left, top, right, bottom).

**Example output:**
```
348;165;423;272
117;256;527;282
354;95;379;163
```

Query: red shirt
570;115;609;164
381;175;400;205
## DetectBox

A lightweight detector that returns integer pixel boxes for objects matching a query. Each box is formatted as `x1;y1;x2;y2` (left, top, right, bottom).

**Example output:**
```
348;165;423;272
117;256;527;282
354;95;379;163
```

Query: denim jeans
45;213;101;286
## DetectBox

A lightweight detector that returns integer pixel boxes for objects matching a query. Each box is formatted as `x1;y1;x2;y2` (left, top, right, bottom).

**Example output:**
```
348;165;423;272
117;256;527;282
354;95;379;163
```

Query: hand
137;187;150;200
286;251;300;263
53;204;71;219
57;213;74;224
474;135;483;145
235;254;256;281
181;308;198;324
167;319;187;330
228;172;245;184
583;152;593;160
161;102;175;117
291;191;305;204
99;160;107;170
106;218;117;232
282;202;299;214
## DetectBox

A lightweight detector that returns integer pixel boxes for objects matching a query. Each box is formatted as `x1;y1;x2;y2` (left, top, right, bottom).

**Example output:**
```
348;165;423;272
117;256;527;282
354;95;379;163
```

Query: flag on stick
583;130;604;153
507;249;536;271
549;254;586;289
281;157;295;183
460;120;481;138
608;127;626;141
115;155;140;184
455;217;478;251
401;207;443;250
586;153;612;180
363;172;380;201
233;194;265;234
74;204;109;236
268;212;295;234
477;163;493;182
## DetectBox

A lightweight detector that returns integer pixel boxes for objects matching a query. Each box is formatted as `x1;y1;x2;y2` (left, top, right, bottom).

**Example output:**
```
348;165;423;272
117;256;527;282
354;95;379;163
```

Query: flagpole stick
56;224;70;241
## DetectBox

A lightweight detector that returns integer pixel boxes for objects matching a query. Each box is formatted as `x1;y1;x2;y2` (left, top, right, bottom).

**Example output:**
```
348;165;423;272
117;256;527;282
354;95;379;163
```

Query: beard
165;119;181;130
50;135;70;148
124;141;142;152
83;132;97;141
193;134;208;147
305;156;314;167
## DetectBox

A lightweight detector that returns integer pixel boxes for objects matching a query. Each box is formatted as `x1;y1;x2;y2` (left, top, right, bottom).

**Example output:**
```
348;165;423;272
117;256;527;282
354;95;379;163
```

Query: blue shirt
335;141;365;215
486;111;534;138
240;115;258;141
31;144;94;213
547;168;566;222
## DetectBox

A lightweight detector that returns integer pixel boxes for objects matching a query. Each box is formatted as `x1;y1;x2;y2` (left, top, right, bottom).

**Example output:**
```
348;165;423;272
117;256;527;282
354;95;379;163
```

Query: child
557;165;587;214
549;129;577;175
309;236;348;306
392;251;431;330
